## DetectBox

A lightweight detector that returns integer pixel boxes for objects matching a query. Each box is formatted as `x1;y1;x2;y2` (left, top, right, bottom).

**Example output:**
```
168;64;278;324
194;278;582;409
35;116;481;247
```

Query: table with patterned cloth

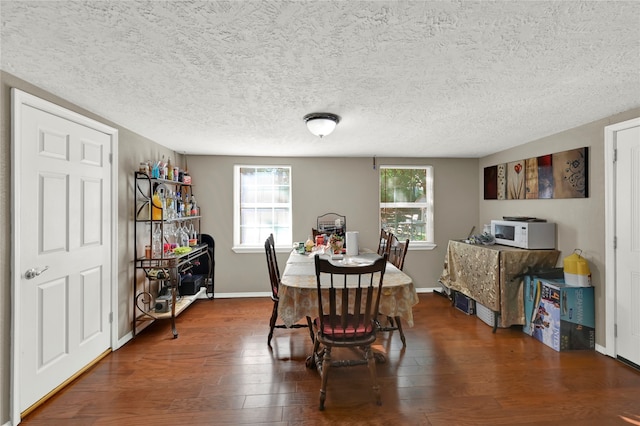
439;240;560;329
279;250;419;329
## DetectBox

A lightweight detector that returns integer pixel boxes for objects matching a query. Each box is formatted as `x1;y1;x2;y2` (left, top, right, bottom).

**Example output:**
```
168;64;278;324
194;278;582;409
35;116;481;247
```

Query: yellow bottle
151;191;163;220
305;235;314;253
167;158;173;181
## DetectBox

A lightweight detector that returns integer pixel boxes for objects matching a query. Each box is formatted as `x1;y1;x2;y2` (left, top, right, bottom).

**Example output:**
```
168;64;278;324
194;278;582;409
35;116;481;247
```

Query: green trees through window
380;166;433;244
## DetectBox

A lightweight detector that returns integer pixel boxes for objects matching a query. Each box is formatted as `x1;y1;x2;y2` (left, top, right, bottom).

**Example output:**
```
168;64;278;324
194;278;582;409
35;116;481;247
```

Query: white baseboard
197;291;271;299
199;289;438;298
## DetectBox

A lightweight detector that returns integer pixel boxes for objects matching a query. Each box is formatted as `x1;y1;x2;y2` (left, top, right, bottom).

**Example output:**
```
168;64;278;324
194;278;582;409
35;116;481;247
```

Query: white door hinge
109;312;113;323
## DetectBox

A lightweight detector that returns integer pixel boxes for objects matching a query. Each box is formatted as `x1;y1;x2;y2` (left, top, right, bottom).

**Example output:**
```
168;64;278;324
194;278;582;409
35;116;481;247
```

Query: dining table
278;248;420;355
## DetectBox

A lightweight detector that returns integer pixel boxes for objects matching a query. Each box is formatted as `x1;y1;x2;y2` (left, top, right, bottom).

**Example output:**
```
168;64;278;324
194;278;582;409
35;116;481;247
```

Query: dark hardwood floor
21;293;640;425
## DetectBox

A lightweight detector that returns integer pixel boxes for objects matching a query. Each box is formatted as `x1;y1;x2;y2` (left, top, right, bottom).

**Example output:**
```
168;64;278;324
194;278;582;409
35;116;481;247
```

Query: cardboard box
523;270;564;335
523;275;543;335
525;278;595;351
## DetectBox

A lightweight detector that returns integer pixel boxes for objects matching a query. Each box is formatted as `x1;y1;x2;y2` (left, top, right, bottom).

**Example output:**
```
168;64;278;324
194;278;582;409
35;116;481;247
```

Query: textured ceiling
2;1;639;158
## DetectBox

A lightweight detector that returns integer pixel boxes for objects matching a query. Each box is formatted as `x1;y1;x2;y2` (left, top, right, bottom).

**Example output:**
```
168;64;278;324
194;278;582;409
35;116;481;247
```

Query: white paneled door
12;89;117;420
614;120;640;367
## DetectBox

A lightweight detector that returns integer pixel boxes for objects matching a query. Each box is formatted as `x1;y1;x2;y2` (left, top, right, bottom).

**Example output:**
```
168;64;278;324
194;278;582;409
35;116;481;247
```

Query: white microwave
490;220;556;249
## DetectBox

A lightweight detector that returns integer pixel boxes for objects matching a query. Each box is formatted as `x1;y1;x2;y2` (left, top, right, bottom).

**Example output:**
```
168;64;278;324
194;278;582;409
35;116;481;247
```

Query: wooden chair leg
387;316;394;327
319;346;332;411
267;300;278;347
395;316;406;348
306;331;321;369
320;346;331;411
306;316;314;343
365;345;381;406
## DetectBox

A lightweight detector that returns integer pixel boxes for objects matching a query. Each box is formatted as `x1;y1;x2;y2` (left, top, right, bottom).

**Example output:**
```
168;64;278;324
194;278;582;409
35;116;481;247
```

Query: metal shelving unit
133;172;206;338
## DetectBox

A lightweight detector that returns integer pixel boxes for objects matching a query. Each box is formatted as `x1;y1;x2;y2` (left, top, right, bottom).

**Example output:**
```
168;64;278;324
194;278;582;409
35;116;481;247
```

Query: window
379;166;434;248
234;165;292;252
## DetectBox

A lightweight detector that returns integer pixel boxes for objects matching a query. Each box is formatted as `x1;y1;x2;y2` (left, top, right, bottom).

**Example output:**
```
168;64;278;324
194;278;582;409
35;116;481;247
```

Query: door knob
25;266;49;280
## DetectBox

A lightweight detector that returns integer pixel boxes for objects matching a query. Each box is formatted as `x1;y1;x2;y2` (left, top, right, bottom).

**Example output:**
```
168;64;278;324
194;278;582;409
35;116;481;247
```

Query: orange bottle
151;191;163;220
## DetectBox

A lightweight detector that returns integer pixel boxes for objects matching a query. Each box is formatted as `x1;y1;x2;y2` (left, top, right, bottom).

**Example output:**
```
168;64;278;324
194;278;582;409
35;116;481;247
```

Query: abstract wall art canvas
507;160;525;199
484;165;498;199
484;147;588;200
497;163;506;200
525;157;538;199
537;154;554;199
552;148;589;198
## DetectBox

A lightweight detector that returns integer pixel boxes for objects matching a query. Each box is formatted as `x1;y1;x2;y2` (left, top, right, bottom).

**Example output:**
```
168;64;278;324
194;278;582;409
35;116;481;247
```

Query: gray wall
479;107;640;347
187;156;479;294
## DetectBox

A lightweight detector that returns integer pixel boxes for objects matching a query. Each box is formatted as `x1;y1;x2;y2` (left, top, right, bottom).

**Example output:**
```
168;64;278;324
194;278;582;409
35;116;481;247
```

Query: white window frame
233;165;292;253
379;165;435;250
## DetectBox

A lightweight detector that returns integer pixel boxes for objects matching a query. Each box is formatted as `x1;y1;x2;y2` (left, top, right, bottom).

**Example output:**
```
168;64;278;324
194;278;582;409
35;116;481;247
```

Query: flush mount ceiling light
303;112;340;138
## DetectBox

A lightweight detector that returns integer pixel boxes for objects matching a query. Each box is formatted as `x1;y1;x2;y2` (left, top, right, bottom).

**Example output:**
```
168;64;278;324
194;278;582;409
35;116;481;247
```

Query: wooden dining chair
388;236;410;271
264;234;310;347
306;254;387;410
377;234;410;347
377;228;392;256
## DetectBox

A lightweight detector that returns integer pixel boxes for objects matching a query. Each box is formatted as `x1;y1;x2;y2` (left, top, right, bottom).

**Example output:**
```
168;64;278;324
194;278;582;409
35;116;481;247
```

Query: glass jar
139;162;150;175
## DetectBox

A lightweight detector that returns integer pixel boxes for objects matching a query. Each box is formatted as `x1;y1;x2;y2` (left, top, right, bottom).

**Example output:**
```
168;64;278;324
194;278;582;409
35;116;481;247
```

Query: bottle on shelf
167;157;173;181
159;156;166;180
179;224;190;248
173;191;180;218
162;157;168;180
151;189;163;221
166;190;177;219
152;224;163;258
190;195;198;216
188;222;198;246
169;191;175;219
185;194;192;217
169;223;179;251
177;192;185;218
